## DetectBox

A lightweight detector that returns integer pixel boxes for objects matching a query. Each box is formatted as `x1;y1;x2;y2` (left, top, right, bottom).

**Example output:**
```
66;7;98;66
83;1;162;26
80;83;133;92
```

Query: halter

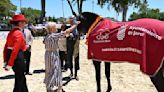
85;16;103;44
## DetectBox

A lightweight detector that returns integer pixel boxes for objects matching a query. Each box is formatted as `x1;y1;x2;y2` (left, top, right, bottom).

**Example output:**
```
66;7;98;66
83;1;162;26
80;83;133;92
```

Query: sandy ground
0;38;157;92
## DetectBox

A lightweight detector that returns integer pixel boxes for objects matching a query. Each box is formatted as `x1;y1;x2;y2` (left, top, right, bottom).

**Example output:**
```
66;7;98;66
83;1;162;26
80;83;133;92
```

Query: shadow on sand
33;69;45;74
53;89;65;92
62;76;77;86
0;74;15;80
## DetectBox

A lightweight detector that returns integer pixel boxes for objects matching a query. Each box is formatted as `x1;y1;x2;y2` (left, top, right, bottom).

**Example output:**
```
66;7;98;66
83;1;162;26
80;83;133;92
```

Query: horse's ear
76;14;85;21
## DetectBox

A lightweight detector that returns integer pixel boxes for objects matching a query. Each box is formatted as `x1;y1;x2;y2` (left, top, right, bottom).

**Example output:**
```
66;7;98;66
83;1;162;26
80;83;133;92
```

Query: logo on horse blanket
88;18;164;76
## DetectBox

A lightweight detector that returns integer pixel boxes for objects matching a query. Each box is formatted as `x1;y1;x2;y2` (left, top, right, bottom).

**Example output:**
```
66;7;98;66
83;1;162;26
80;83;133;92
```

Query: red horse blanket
88;18;164;76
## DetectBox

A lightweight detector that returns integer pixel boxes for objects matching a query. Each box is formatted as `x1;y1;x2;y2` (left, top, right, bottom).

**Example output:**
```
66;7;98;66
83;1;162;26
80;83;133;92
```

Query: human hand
65;31;71;37
76;21;81;25
4;65;12;71
26;45;31;50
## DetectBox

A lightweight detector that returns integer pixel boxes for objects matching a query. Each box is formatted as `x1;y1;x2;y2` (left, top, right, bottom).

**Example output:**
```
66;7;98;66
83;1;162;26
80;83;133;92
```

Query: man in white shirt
23;28;33;75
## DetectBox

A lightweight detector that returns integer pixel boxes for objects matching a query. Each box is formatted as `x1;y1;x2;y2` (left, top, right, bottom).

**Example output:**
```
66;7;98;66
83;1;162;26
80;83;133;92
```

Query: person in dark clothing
66;16;80;80
58;24;68;72
3;14;29;92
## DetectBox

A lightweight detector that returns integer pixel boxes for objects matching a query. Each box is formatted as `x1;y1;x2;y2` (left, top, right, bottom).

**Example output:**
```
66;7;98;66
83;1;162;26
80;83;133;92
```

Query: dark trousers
66;38;80;72
59;51;67;69
24;50;31;73
74;53;80;70
7;49;28;92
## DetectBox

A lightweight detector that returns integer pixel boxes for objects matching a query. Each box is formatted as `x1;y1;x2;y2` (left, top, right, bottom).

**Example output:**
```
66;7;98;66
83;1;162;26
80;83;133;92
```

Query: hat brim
10;19;27;24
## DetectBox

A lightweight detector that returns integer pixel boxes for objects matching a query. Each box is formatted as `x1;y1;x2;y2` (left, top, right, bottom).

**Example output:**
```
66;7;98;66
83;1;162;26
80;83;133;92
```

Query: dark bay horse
76;12;164;92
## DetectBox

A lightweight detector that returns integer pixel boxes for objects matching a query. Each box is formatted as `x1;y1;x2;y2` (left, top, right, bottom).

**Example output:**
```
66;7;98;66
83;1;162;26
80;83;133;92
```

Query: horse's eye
80;15;84;20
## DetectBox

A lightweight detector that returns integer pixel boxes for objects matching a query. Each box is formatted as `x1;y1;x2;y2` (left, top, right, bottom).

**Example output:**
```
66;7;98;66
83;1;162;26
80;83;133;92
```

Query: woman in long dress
43;21;80;92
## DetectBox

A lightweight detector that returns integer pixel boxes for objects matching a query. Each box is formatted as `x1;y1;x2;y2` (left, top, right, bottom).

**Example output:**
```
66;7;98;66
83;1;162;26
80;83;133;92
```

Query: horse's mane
81;12;99;17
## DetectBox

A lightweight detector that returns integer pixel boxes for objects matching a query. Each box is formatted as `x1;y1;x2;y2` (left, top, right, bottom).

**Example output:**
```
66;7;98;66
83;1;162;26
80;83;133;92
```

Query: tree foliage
0;0;16;23
21;7;42;24
97;0;147;21
129;8;164;21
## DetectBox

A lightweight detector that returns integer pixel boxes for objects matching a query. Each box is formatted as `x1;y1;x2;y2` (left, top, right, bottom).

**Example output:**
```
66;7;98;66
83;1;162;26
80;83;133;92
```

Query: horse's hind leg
105;62;112;92
150;63;164;92
93;60;101;92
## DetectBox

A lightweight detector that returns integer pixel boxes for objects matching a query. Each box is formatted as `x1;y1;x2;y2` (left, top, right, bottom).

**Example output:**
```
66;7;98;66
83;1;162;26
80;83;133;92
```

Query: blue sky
11;0;164;21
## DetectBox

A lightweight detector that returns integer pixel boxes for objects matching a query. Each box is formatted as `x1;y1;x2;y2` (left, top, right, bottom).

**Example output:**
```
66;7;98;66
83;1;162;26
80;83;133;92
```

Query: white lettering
93;30;111;43
102;47;142;54
96;32;109;40
128;31;144;37
93;40;111;43
129;26;162;40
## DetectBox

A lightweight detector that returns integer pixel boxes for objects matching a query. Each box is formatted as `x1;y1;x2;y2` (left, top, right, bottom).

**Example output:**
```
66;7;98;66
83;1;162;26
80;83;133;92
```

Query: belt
7;47;13;50
46;48;57;52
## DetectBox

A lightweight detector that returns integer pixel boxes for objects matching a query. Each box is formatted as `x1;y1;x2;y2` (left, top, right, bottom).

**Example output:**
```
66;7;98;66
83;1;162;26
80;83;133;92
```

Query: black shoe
64;67;68;71
62;67;67;72
75;76;79;81
62;69;67;72
25;72;32;75
62;89;65;92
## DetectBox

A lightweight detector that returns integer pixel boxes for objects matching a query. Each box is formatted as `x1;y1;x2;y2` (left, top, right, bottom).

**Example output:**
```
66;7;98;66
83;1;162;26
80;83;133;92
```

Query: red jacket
3;28;26;66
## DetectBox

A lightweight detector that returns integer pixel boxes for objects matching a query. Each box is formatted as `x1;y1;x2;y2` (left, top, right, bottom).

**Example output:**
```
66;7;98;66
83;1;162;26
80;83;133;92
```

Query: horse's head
76;12;101;35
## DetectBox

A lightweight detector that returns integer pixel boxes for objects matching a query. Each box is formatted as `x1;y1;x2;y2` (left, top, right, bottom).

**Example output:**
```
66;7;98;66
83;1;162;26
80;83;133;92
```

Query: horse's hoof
97;90;101;92
106;87;112;92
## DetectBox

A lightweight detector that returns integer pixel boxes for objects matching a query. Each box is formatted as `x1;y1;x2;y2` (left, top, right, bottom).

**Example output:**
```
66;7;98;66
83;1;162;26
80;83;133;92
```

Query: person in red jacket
3;14;28;92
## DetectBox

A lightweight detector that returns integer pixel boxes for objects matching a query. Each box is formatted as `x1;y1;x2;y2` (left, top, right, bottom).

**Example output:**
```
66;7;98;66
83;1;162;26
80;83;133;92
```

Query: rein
85;16;103;44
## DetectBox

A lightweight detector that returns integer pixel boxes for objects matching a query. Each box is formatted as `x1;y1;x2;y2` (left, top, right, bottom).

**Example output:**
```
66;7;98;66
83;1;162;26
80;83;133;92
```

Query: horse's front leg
105;62;112;92
150;63;164;92
93;60;101;92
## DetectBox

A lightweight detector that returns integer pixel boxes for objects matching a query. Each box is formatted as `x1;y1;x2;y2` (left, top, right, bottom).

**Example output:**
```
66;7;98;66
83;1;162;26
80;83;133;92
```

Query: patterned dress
43;32;64;90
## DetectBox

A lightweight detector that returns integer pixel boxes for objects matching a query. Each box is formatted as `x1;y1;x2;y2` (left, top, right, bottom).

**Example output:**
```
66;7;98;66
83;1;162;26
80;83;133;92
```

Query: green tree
52;16;57;22
129;8;164;21
48;16;52;21
159;12;164;21
0;0;16;23
56;17;66;23
21;7;42;24
97;0;147;22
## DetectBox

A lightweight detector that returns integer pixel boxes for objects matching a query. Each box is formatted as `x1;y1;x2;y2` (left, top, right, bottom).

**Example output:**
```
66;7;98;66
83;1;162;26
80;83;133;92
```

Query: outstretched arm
65;21;80;33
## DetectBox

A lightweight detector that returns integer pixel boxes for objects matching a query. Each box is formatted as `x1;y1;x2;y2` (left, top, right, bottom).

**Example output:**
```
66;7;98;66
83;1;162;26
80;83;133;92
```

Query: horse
76;12;164;92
